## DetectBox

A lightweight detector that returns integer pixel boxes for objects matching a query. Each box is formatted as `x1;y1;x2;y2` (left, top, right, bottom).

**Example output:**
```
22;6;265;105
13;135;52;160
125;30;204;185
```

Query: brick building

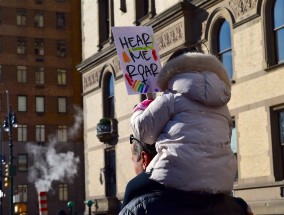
0;0;84;214
78;0;284;214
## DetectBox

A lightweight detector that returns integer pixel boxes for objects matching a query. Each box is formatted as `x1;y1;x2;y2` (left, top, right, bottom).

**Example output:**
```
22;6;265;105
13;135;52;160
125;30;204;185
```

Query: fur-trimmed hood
157;52;231;91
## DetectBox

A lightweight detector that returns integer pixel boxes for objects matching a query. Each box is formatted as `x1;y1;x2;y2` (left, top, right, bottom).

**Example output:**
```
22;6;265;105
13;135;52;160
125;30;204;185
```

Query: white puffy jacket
131;52;237;194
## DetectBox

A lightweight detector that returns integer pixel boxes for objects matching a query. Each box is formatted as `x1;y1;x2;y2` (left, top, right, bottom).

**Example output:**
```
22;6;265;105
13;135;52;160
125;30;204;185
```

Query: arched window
218;20;233;79
273;0;284;63
103;72;116;197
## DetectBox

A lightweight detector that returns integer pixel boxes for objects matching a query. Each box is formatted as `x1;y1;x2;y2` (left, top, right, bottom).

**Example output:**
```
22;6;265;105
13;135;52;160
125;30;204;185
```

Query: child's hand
133;99;154;112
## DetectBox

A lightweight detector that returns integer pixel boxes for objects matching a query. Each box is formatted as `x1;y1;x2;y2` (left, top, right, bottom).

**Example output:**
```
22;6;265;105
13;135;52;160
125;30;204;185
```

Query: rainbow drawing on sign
125;73;150;93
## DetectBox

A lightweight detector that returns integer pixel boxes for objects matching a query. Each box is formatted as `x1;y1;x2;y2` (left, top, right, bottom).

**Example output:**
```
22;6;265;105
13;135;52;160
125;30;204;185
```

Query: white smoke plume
27;106;83;192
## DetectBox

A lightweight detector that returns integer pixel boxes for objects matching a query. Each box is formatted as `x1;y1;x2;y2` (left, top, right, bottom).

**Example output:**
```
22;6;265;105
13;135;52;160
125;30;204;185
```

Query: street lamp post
67;201;74;215
85;200;93;215
3;90;18;215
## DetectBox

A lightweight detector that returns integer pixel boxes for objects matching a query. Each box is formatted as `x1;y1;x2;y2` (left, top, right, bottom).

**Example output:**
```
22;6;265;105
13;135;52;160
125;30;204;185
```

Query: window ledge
265;61;284;72
233;180;284;191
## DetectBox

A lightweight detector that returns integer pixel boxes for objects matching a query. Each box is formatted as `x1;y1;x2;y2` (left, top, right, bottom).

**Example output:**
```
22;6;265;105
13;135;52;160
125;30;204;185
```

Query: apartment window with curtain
35;39;44;56
35;67;44;84
16;185;28;202
16;9;26;26
57;69;67;85
36;0;43;4
17;124;27;142
57;125;67;142
56;12;65;28
57;40;66;57
274;0;284;63
18;95;27;112
36;125;45;142
0;36;2;52
218;20;233;79
17;66;27;83
18;154;28;172
58;97;67;113
0;94;2;111
17;38;27;55
35;96;45;113
270;105;284;181
34;11;44;27
58;184;68;201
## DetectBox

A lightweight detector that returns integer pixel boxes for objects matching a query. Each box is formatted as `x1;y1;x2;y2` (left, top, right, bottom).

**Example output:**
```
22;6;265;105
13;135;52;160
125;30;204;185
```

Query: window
36;125;45;142
0;65;2;82
17;9;26;26
58;97;67;113
16;185;28;202
35;39;44;56
57;125;67;142
17;66;27;83
274;0;284;63
0;94;2;111
103;73;116;197
18;154;28;171
105;147;116;197
270;105;284;181
58;184;68;201
57;69;66;85
57;40;66;57
34;11;44;27
56;12;65;28
120;0;126;12
17;124;27;142
98;0;114;45
104;73;114;118
0;36;2;52
135;0;149;23
231;120;238;181
36;0;43;4
18;95;27;112
36;96;45;113
35;67;44;84
218;20;233;79
17;38;27;54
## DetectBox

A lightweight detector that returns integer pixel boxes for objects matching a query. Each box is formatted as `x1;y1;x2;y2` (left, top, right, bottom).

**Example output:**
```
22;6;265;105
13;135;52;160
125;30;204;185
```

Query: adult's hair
132;140;157;160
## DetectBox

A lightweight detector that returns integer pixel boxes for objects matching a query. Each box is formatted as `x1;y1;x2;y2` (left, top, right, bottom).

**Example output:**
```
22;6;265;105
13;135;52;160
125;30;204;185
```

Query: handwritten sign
112;26;161;95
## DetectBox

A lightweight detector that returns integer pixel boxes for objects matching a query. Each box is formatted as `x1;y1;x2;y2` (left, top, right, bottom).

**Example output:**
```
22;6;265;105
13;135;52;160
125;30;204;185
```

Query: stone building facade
78;0;284;214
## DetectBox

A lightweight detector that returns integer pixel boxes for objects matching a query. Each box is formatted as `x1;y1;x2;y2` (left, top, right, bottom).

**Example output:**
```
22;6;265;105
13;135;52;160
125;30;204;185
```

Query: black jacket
119;190;246;215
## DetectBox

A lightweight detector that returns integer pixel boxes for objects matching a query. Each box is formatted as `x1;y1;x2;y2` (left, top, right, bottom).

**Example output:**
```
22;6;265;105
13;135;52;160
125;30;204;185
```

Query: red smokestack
38;191;48;215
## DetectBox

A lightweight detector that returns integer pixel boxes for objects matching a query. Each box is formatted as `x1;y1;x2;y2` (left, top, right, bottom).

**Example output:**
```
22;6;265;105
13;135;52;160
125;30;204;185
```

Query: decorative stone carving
113;57;122;76
229;0;257;18
201;21;207;40
83;69;100;92
156;22;184;53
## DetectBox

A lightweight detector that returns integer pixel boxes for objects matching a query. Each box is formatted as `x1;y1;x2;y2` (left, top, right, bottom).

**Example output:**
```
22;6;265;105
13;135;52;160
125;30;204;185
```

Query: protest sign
112;26;161;95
